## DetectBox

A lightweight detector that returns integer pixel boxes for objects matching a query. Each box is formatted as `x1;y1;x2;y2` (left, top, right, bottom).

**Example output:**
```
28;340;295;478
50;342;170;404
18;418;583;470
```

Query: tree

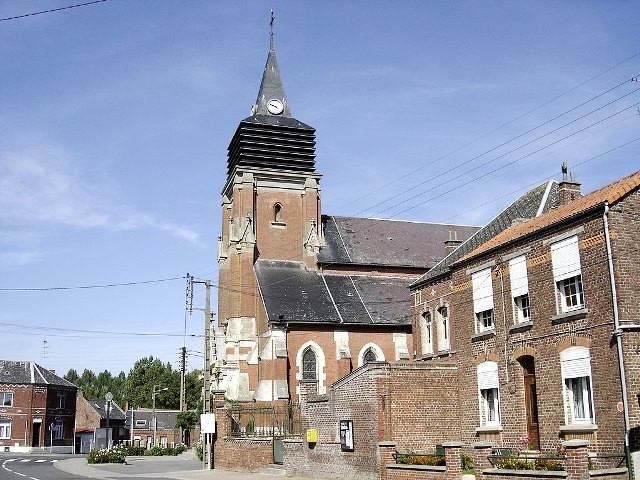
175;411;198;431
124;356;179;409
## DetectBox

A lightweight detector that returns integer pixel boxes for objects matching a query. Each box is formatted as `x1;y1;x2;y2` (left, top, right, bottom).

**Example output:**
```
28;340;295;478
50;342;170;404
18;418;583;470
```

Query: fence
226;404;301;438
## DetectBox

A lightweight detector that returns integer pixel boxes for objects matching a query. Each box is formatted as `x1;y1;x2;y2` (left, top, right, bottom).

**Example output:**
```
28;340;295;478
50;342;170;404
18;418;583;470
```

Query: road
1;455;80;480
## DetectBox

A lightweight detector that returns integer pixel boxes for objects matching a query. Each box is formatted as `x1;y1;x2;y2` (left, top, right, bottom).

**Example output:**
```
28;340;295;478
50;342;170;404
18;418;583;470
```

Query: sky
1;1;639;377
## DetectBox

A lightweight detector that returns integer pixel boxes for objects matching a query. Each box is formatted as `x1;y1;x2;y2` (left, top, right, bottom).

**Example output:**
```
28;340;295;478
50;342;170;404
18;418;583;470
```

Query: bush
396;453;445;466
461;452;475;473
146;446;165;456
194;440;203;461
121;445;146;456
87;445;126;464
494;456;564;471
145;444;188;457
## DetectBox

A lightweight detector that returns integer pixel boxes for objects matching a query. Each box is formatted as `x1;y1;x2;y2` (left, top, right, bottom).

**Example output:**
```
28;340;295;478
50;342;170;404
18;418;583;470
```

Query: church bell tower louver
216;24;323;402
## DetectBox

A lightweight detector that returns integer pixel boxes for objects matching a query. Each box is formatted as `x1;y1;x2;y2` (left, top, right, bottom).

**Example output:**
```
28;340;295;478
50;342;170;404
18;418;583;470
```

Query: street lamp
105;392;113;448
152;385;168;447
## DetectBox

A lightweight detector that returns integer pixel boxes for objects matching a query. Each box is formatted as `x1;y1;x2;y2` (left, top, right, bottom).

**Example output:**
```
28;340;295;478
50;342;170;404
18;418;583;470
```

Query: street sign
201;413;216;434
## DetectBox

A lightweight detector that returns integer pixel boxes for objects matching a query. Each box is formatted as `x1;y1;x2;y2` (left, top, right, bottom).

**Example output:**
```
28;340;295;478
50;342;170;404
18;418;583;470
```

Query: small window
0;420;10;439
302;348;317;381
274;203;283;223
56;393;66;409
363;347;378;364
551;236;584;313
1;392;13;407
472;268;494;333
437;307;450;351
477;361;500;427
476;309;494;332
135;419;147;427
514;295;530;322
560;346;595;425
53;419;63;440
421;311;433;355
509;255;530;323
558;275;584;312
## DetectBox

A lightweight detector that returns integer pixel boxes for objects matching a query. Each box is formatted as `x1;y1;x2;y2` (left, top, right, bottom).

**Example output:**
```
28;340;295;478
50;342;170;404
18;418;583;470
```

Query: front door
521;356;540;451
32;422;41;447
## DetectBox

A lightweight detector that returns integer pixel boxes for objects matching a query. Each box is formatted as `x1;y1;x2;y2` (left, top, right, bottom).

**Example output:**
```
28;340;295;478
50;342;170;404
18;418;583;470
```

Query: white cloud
0;146;200;244
0;250;46;266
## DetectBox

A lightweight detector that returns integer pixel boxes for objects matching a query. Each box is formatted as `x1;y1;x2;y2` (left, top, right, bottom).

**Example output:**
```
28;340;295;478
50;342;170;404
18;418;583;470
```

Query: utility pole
179;346;186;411
189;276;213;470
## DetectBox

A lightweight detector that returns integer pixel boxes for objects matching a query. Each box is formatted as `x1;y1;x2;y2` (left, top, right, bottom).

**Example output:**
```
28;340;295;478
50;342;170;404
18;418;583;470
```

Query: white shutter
509;255;529;298
560;346;591;379
551;236;581;282
477;361;499;390
472;268;494;313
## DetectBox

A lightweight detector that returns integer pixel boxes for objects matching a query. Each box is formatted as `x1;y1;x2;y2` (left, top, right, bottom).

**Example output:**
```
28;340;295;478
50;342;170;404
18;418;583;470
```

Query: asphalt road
1;455;80;480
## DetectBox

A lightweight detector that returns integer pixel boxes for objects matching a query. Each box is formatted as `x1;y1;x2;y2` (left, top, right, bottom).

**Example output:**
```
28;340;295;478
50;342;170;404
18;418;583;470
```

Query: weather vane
270;9;275;37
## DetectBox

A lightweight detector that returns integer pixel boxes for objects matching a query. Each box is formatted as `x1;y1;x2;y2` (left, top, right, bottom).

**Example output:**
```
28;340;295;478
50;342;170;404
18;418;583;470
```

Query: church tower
217;32;323;401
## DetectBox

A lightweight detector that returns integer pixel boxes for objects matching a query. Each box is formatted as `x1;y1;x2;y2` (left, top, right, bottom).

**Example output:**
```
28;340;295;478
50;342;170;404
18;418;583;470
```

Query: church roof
255;260;413;326
318;215;479;269
0;360;76;388
411;180;559;288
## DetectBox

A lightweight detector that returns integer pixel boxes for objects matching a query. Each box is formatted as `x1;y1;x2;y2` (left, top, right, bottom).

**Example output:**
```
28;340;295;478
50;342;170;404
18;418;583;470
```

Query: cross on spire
270;9;275;37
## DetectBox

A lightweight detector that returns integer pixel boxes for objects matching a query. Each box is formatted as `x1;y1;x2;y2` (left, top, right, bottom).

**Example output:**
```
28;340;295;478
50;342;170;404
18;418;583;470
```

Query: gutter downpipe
603;202;632;479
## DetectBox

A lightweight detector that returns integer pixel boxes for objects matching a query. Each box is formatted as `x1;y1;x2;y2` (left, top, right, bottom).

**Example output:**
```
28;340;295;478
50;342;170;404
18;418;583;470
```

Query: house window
420;311;433;355
509;255;530;323
437;306;450;351
53;419;63;440
363;348;378;363
0;420;10;439
274;203;283;222
302;347;317;381
135;419;147;428
56;393;66;409
560;346;595;425
551;236;584;313
1;392;13;407
413;290;422;307
472;268;494;333
477;361;500;426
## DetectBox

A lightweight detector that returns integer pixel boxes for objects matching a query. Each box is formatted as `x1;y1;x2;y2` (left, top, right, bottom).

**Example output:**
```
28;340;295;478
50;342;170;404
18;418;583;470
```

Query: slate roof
0;360;76;388
255;260;413;326
87;398;126;421
318;215;480;269
132;409;179;430
411;180;559;288
460;170;640;263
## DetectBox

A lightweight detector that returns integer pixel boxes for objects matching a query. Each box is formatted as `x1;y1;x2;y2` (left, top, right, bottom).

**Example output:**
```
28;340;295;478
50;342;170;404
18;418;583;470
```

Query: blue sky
1;1;638;376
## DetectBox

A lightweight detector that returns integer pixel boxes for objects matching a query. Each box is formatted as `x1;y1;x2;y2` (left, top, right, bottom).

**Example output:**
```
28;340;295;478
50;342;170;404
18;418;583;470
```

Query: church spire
251;10;291;118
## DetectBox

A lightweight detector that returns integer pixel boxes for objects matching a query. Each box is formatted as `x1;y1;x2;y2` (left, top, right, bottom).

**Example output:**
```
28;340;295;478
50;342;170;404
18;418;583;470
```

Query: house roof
318;215;479;269
459;170;640;263
87;398;126;421
255;260;413;326
0;360;76;388
411;180;559;288
132;409;179;430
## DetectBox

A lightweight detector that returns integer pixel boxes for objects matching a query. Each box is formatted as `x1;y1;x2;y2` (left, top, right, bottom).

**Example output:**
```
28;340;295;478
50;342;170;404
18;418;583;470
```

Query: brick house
128;408;182;448
410;168;640;458
214;35;478;406
0;360;77;453
74;392;126;452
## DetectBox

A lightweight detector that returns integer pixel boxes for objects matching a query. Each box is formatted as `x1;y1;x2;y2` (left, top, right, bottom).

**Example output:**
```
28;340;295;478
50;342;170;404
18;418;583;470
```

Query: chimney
558;161;581;206
444;230;463;254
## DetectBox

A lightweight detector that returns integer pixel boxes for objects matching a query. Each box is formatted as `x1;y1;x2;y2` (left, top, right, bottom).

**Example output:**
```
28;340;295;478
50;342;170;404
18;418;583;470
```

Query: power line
0;0;108;22
0;275;187;292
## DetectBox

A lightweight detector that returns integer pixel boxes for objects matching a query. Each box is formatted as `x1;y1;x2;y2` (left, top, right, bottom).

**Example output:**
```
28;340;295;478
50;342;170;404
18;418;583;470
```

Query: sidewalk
54;453;316;480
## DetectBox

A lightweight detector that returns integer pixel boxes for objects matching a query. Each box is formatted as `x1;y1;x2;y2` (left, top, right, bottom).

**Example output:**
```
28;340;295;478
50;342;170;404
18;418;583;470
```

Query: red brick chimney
558;161;581;206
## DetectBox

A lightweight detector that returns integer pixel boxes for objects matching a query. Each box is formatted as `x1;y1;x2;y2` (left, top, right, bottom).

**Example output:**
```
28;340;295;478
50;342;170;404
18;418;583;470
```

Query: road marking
15;472;26;477
51;460;58;463
19;460;30;463
35;460;46;463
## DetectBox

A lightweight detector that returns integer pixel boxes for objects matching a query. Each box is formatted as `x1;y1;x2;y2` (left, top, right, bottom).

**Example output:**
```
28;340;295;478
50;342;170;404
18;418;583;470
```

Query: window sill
559;423;598;434
509;321;533;334
551;308;588;325
270;221;287;227
475;424;503;434
472;330;495;342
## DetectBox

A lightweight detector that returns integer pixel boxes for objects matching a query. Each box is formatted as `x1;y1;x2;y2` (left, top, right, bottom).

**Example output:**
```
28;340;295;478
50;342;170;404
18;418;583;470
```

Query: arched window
302;347;317;381
274;203;283;223
363;347;378;364
437;306;450;351
421;311;433;355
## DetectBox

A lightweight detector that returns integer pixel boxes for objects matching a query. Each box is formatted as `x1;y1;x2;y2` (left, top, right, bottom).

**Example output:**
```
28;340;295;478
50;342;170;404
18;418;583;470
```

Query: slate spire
251;21;292;117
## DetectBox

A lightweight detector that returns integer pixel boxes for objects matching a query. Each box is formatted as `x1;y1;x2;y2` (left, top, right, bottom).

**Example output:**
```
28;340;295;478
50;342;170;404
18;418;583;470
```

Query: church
213;34;478;404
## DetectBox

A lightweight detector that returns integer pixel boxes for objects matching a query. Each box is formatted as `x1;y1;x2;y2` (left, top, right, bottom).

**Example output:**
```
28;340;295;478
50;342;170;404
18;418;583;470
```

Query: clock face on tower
267;98;284;115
